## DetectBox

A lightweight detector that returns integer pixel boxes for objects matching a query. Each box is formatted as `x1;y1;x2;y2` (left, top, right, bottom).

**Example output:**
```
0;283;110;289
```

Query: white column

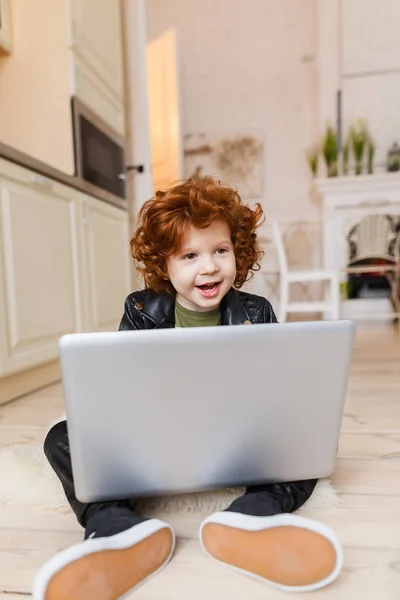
121;0;154;288
121;0;154;213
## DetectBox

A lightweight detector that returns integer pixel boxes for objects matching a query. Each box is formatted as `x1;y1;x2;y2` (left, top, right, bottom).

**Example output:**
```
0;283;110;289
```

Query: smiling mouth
196;282;222;297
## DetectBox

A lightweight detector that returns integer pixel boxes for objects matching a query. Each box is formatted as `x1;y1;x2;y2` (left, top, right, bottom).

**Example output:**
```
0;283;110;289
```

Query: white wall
341;0;400;170
146;0;400;303
146;0;320;228
0;0;74;174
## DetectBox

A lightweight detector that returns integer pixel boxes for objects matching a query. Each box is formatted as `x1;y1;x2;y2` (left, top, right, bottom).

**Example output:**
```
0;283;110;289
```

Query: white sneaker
199;512;343;593
33;518;175;600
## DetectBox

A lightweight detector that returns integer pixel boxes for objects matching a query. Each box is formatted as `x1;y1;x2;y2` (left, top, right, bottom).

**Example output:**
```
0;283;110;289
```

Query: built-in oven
71;97;126;205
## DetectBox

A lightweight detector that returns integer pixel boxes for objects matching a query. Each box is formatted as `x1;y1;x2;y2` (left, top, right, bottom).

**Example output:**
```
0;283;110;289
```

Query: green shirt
175;302;221;328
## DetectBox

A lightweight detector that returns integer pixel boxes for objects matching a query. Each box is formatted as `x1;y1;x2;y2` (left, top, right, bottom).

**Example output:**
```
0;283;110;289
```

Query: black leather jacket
119;288;278;330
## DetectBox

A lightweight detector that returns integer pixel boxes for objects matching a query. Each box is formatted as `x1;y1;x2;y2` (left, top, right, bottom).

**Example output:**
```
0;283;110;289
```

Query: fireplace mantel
313;173;400;209
312;173;400;275
312;174;400;319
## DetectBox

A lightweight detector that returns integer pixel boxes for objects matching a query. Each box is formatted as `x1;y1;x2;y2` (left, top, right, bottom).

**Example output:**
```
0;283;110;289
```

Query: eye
183;253;196;260
216;248;228;254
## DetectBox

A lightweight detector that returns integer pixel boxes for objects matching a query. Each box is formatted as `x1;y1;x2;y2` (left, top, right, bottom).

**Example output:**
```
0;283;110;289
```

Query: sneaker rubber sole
33;519;175;600
200;512;343;593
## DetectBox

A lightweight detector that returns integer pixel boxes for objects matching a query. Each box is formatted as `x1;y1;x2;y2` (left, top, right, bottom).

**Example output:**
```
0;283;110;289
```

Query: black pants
44;421;318;529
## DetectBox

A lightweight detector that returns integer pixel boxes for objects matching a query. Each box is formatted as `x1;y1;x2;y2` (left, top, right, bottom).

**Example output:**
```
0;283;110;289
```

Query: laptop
59;319;355;503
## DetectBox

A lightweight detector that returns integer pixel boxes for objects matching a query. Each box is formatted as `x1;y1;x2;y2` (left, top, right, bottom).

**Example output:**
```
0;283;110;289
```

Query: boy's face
166;220;237;312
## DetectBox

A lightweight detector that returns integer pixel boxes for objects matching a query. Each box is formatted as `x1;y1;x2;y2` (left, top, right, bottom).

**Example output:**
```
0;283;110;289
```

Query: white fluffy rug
0;419;341;516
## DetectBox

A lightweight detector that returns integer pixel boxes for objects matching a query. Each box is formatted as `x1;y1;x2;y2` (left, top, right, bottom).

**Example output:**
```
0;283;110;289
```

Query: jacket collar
220;288;250;325
140;288;249;328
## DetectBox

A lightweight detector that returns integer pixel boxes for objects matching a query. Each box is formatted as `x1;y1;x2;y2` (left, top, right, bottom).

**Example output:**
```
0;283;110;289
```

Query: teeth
197;282;220;291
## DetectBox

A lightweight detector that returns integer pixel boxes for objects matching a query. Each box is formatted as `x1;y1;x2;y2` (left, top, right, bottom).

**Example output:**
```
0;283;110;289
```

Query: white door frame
121;0;154;288
122;0;154;215
122;0;184;289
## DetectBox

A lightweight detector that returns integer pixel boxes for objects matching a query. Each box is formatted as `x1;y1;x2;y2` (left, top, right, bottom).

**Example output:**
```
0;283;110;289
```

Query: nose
199;254;219;275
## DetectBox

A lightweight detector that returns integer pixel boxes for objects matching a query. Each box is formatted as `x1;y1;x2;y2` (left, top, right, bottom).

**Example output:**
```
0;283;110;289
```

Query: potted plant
322;125;338;177
387;142;400;172
367;135;376;174
306;145;319;178
350;120;368;175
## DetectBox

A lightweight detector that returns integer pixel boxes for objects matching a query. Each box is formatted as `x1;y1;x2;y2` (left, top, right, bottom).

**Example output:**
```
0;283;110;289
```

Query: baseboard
341;298;393;320
0;360;61;406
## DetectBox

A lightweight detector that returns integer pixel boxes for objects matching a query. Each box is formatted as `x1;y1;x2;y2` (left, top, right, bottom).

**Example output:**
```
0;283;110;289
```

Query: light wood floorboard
0;323;399;599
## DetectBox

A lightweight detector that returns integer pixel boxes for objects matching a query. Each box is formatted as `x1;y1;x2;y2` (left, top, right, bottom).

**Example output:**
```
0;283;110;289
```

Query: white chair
268;220;340;323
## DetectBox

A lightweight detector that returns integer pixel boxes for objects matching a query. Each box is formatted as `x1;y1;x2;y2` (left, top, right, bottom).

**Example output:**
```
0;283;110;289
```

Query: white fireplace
313;173;400;319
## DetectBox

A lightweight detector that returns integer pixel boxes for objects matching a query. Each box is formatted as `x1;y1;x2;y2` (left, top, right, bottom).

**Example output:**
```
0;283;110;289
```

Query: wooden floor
0;323;399;599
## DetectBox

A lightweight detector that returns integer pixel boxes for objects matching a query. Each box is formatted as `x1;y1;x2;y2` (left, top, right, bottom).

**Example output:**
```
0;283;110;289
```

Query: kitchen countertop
0;141;128;211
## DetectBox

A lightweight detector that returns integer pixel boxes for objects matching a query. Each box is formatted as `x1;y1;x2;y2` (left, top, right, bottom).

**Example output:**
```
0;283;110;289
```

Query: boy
33;177;342;600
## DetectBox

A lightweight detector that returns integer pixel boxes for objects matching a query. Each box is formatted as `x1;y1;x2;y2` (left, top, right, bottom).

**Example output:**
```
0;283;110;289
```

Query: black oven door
72;98;126;199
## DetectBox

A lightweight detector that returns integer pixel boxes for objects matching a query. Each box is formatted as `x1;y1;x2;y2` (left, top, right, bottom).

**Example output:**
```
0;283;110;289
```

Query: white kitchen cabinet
0;159;82;376
78;192;131;333
70;55;125;137
68;0;125;135
0;158;131;380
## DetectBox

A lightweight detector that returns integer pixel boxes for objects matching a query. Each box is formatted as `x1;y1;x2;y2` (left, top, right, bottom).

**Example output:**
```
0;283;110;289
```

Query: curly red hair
130;176;264;294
